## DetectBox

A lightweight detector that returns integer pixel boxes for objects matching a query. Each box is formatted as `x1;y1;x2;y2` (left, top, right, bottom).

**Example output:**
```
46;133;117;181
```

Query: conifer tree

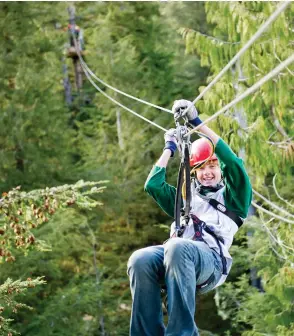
180;2;293;335
1;2;274;335
0;181;105;335
0;2;75;190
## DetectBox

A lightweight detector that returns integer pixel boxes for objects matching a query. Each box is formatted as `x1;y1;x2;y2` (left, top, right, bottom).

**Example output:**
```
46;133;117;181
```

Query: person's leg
164;238;222;336
127;245;165;336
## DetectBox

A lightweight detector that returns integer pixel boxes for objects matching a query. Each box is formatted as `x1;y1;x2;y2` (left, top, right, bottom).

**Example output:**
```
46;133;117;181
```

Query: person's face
196;160;222;187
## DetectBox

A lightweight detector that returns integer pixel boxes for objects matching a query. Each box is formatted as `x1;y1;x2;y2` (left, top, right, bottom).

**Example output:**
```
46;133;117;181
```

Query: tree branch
251;201;294;224
253;189;294;219
273;40;294;76
270;105;290;139
273;174;294;209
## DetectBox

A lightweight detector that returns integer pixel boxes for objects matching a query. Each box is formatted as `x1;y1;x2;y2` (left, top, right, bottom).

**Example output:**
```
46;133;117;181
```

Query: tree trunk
116;109;124;150
62;57;72;106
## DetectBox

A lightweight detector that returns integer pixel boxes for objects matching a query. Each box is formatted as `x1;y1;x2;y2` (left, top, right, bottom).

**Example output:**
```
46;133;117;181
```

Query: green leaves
180;2;294;335
0;277;46;336
0;181;106;261
0;1;291;335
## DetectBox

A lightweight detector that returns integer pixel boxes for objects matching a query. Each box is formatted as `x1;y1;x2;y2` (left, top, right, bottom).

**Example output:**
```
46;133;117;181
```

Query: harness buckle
175;225;186;238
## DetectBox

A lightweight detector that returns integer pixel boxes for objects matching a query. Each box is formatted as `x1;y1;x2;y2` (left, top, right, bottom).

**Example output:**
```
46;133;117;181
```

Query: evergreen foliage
180;2;294;335
0;2;76;191
0;2;292;336
0;2;216;335
0;180;105;334
0;277;46;336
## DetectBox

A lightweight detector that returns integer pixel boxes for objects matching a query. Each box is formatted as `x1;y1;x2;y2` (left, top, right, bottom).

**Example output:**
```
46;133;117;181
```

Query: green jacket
144;138;252;219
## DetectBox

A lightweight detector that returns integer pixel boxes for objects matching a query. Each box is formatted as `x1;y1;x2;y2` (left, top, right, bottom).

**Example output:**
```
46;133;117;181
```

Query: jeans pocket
197;264;222;295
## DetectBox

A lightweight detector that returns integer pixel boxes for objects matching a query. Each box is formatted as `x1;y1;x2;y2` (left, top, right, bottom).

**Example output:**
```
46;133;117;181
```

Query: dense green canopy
0;2;293;336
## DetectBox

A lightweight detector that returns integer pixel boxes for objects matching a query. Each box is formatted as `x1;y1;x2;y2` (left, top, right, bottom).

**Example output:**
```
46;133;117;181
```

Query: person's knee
164;239;201;266
164;238;188;264
127;248;154;277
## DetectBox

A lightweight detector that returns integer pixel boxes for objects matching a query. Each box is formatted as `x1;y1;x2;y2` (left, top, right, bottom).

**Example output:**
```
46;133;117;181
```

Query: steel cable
79;56;172;113
252;201;294;225
80;60;168;132
69;12;294;225
182;1;290;116
185;53;294;137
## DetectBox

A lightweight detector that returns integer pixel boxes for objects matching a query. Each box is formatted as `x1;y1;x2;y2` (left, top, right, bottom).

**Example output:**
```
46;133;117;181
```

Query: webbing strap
184;145;191;223
204;225;227;275
191;214;227;275
174;143;191;236
174;162;184;235
196;272;215;290
208;198;243;228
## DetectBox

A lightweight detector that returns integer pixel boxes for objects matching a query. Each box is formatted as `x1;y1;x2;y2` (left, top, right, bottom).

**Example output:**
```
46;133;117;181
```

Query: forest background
0;2;293;336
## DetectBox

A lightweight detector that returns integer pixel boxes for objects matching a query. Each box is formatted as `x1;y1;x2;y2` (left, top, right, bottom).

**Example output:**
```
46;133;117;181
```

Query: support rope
185;53;294;137
253;189;294;219
79;56;172;113
252;201;294;225
183;1;290;116
80;60;167;132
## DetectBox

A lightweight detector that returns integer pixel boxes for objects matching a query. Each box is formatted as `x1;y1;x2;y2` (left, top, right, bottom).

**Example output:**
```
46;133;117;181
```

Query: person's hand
164;128;177;157
164;128;177;143
172;99;198;120
172;99;203;127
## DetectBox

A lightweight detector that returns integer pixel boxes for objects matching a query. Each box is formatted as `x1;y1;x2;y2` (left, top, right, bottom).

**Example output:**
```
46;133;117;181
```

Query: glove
172;99;202;127
164;128;177;157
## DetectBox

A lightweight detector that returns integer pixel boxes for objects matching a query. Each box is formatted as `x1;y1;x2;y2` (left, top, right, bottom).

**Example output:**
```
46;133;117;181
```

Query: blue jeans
127;238;223;336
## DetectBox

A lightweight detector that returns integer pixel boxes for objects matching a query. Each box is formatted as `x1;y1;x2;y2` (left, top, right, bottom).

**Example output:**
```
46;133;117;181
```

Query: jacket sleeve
144;166;176;218
215;138;252;218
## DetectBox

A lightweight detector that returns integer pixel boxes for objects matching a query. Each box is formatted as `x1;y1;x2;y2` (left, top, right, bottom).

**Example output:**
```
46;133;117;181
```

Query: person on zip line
67;24;84;51
127;99;252;336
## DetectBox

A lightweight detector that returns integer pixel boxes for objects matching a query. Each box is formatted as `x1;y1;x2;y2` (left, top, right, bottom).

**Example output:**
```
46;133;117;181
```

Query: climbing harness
208;198;243;228
172;108;244;286
191;214;227;272
192;183;244;228
172;108;229;288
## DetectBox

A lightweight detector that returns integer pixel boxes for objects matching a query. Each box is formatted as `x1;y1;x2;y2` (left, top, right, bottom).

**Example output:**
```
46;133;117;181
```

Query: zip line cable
79;55;172;113
253;189;294;219
70;8;294;224
252;201;294;225
79;51;294;223
71;0;290;126
69;32;168;132
183;0;290;116
76;0;291;139
78;0;290;118
80;61;168;132
185;53;294;137
80;53;294;224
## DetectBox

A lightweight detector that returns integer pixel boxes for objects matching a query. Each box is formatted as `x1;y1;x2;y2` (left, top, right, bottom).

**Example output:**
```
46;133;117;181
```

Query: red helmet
190;138;217;167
